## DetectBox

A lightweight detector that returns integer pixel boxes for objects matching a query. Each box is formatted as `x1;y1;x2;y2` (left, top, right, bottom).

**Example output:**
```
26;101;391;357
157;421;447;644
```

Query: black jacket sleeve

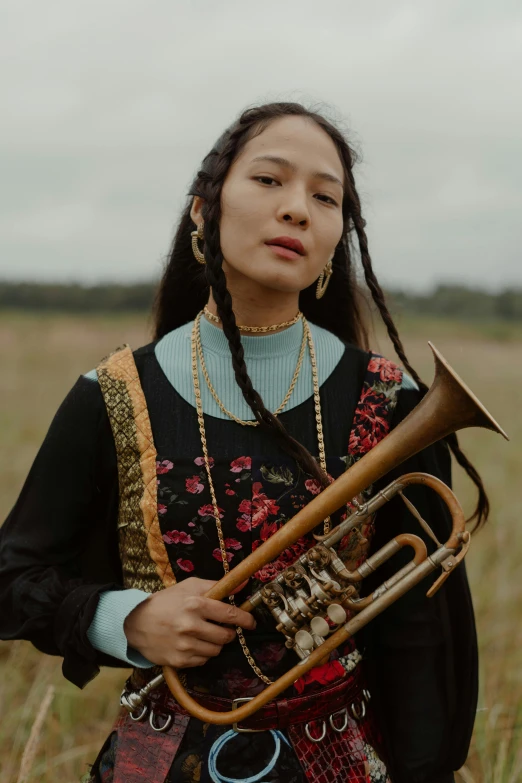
359;387;478;783
0;375;127;687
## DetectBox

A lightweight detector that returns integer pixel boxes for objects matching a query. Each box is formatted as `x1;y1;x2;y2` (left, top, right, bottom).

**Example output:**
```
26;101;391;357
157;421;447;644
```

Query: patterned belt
126;667;370;734
110;670;381;783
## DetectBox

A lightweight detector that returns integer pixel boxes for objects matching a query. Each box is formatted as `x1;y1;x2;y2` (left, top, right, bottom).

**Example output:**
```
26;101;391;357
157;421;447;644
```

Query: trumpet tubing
160;343;507;725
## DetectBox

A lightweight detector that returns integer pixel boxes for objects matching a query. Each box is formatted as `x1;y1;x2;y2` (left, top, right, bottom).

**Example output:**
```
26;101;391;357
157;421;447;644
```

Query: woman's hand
123;577;255;668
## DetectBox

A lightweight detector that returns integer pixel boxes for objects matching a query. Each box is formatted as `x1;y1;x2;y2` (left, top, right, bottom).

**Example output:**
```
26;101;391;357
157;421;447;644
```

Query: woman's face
192;115;345;296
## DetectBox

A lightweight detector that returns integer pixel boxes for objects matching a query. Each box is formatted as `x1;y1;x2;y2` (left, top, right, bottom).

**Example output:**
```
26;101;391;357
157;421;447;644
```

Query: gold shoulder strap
96;344;176;592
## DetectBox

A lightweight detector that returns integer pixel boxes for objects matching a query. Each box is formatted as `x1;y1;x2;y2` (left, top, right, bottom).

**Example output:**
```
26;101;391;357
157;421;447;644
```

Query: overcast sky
1;0;520;292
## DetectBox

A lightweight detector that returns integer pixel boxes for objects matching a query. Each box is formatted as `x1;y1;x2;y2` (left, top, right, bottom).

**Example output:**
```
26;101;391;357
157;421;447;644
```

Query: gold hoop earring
191;221;206;265
316;259;333;299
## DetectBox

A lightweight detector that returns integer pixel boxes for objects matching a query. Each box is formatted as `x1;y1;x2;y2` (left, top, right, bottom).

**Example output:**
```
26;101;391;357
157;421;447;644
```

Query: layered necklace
196;311;307;426
190;310;331;683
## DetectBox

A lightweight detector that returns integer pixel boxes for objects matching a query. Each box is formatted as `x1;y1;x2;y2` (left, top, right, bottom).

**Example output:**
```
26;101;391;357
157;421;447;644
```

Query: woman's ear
190;196;205;225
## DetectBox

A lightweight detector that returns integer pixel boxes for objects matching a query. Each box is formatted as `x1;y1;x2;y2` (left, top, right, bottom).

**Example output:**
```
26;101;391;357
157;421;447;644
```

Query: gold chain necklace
203;305;302;333
195;311;307;426
190;315;331;684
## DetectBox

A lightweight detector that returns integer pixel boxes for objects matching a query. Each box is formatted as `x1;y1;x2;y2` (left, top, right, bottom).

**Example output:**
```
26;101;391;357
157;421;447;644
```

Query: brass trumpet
160;343;507;726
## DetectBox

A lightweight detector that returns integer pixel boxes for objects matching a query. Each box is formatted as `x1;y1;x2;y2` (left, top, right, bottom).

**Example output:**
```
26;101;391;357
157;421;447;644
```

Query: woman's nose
275;181;311;226
283;212;308;226
279;195;310;226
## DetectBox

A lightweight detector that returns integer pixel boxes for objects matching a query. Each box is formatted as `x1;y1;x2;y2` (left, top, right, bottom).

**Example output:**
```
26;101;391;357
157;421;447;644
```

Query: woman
0;102;485;783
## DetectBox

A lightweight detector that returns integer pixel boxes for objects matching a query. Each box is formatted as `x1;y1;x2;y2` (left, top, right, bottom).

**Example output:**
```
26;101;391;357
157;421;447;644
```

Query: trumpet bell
428;342;509;440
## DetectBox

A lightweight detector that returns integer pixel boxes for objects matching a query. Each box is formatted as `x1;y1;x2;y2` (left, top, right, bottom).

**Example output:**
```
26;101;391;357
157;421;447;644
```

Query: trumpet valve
278;624;298;643
289;607;306;624
274;609;298;634
310;616;331;637
327;603;347;625
283;566;305;589
305;595;320;612
295;630;315;651
308;581;332;605
306;545;331;569
260;583;285;608
286;591;313;621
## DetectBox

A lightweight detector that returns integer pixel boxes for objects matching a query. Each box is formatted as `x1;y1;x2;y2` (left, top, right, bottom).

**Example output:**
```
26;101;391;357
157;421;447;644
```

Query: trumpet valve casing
258;539;360;659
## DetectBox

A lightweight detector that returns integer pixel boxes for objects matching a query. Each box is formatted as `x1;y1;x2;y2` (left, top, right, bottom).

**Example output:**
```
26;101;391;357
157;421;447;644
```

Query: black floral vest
96;342;403;698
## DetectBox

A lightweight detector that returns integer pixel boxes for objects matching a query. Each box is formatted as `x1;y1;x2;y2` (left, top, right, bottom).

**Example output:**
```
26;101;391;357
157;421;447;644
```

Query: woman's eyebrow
249;155;344;190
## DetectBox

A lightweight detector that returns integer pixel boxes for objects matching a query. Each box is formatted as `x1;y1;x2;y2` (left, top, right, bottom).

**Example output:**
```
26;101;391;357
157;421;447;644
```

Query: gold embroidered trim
97;344;176;591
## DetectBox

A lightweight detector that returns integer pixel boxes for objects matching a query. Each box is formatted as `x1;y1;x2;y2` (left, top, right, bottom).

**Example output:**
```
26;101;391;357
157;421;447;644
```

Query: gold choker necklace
203;305;302;333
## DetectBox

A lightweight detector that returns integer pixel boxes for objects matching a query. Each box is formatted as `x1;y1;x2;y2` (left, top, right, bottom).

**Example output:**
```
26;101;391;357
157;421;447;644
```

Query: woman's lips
265;243;302;260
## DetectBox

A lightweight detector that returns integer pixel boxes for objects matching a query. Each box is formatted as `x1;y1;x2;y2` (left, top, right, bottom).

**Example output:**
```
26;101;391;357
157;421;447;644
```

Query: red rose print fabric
150;353;401;782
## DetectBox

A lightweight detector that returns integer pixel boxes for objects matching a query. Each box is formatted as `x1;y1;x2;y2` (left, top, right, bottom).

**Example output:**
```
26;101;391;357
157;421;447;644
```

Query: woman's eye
255;176;278;186
316;194;338;206
254;177;338;206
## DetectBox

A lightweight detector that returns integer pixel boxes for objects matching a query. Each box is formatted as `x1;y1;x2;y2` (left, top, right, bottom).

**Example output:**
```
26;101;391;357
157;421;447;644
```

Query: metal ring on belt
304;720;327;743
149;710;173;733
329;707;348;733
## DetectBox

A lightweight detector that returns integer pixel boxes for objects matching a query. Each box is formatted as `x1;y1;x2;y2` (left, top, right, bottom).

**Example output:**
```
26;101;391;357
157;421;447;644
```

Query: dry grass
0;311;521;782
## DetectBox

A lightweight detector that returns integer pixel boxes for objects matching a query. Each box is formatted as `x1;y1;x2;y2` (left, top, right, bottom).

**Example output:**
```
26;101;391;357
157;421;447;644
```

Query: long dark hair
153;102;489;530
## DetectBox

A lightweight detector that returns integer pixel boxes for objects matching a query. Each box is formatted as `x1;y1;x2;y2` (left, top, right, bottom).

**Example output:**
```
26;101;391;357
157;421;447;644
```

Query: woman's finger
184;639;223;659
195;620;237;646
200;597;256;630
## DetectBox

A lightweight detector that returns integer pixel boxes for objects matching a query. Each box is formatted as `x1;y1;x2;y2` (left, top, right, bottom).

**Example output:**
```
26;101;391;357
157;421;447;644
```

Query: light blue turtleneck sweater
85;317;417;668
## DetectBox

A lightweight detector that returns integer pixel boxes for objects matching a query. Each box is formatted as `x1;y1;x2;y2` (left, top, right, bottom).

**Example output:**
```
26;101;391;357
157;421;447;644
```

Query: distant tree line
0;281;521;321
388;285;522;322
0;281;157;312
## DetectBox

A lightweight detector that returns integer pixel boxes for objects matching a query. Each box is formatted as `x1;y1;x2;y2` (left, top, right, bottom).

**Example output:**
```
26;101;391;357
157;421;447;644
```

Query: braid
200;121;329;489
343;167;489;529
444;433;489;531
343;169;426;391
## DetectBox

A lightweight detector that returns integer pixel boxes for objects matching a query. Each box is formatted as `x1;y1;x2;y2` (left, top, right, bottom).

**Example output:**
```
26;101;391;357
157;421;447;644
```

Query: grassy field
0;311;521;782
